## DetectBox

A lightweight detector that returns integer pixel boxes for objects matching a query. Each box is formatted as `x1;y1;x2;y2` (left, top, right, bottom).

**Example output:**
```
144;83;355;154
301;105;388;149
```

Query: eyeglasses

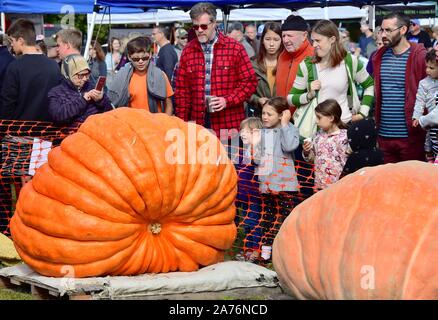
130;55;150;62
381;26;404;34
192;22;212;31
76;71;91;79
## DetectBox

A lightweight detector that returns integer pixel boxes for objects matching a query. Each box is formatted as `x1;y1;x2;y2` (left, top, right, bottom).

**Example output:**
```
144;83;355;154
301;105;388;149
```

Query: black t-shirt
1;54;61;121
0;47;15;111
407;30;432;48
156;43;178;83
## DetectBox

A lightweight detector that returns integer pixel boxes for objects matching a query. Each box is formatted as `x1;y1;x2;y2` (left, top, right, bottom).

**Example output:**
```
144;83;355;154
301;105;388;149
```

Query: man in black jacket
151;25;178;84
0;35;14;112
0;19;61;236
0;34;15;236
1;18;61;121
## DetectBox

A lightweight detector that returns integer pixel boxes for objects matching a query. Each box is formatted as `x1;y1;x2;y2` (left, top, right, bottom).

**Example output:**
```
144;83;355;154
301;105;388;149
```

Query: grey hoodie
254;123;300;193
107;62;168;113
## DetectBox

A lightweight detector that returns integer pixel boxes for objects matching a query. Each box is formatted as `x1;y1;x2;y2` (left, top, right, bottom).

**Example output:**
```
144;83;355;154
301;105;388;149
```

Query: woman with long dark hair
248;22;284;117
289;20;374;123
105;37;121;75
88;40;107;84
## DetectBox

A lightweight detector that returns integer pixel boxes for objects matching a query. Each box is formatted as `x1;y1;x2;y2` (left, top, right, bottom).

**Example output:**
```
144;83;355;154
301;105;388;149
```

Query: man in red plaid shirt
174;2;258;138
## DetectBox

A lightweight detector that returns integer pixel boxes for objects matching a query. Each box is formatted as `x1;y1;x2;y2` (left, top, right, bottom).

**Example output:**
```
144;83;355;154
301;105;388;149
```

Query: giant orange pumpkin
11;108;237;278
273;161;438;300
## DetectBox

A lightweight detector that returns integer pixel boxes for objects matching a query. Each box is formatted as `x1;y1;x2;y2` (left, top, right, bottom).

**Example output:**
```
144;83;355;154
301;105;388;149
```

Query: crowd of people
1;2;438;264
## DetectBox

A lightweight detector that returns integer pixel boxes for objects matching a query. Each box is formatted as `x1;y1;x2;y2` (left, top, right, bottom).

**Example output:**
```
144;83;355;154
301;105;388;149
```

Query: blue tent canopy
97;0;354;9
96;0;434;10
0;0;141;14
1;0;433;13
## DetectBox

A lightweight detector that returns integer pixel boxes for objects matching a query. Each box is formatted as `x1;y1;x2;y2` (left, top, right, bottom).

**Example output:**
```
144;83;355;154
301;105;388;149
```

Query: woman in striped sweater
289;20;374;124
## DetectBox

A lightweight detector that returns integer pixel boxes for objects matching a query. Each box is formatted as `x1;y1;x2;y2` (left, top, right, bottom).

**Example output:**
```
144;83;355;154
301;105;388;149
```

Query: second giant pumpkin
273;161;438;300
11;108;237;278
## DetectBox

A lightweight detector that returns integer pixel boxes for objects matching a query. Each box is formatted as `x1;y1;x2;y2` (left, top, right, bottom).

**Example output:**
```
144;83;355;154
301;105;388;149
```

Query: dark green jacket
249;60;276;111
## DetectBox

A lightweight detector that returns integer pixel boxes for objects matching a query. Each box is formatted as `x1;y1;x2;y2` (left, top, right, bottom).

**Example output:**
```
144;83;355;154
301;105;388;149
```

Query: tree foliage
44;14;111;45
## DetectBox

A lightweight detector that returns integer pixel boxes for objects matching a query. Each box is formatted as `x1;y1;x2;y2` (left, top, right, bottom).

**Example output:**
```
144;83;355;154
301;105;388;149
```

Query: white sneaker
261;245;272;260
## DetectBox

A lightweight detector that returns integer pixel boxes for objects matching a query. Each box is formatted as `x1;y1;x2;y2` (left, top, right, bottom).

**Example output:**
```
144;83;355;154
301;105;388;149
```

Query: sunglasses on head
131;55;150;62
192;22;211;31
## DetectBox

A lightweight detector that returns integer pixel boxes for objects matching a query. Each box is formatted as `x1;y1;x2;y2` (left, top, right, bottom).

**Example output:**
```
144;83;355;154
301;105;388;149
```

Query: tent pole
84;2;99;60
1;13;5;34
372;5;376;31
222;6;230;34
222;10;226;33
224;13;229;33
324;7;329;20
323;0;329;20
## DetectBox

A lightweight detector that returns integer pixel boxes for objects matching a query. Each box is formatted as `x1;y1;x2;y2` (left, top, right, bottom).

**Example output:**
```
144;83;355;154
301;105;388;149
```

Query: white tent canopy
297;6;367;20
87;6;367;26
84;6;367;56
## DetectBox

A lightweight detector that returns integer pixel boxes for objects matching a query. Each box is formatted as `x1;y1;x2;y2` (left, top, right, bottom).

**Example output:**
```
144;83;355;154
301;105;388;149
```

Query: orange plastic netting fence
0;121;80;236
0;120;317;266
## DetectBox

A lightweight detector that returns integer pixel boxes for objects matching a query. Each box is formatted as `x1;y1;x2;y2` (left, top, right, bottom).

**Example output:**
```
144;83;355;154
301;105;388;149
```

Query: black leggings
259;192;298;246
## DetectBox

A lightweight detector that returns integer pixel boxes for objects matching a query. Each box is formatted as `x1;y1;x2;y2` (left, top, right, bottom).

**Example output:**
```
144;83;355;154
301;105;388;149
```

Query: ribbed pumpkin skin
11;108;237;278
273;161;438;300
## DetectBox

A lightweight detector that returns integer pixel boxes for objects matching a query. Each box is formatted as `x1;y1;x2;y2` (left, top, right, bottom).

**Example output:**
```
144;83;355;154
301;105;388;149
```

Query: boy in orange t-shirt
128;69;173;112
107;36;173;115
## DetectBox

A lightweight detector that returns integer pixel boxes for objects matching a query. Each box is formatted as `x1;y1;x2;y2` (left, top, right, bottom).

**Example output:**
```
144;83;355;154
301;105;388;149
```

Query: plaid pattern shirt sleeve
174;33;258;134
174;48;193;122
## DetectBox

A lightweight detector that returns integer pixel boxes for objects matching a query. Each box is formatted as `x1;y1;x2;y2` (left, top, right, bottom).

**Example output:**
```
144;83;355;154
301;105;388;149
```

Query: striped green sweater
288;53;374;117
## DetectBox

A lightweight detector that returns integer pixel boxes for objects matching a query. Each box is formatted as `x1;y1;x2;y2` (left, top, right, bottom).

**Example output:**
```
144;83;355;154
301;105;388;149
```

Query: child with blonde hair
236;117;263;262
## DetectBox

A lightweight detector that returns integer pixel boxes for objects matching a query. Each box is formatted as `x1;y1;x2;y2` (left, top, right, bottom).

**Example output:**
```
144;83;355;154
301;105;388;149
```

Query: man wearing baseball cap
406;18;432;49
44;35;61;66
174;28;188;60
275;15;314;101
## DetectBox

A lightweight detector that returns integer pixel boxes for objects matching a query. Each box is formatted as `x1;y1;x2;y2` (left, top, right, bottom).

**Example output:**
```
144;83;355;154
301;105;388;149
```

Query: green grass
0;264;34;300
0;288;34;300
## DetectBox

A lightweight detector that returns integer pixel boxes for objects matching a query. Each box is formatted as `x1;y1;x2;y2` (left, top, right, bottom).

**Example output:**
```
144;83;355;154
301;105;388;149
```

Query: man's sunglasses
131;55;150;62
192;22;212;31
180;36;188;40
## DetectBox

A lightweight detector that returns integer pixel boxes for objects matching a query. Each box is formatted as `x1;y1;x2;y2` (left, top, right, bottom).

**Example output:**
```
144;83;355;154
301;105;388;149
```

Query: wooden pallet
0;262;285;300
0;274;100;300
0;274;289;300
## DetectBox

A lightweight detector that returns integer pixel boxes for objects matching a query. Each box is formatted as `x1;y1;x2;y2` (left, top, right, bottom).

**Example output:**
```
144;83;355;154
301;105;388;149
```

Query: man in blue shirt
358;22;375;58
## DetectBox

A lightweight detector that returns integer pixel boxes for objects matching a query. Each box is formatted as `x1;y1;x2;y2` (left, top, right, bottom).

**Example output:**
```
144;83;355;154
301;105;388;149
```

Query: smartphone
95;76;106;91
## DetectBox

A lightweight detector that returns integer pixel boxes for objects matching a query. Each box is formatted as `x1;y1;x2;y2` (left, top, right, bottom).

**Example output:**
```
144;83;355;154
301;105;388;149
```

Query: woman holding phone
48;54;112;125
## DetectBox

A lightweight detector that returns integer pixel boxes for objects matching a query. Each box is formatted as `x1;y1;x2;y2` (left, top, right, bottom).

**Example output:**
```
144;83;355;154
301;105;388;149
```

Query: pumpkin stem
150;223;161;235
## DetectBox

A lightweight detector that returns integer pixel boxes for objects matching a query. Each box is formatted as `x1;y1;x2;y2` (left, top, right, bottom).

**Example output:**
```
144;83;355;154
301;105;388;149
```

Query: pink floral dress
305;129;349;189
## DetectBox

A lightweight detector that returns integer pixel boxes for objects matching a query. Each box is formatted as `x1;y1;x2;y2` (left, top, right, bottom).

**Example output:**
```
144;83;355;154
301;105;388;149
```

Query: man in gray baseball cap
174;28;188;60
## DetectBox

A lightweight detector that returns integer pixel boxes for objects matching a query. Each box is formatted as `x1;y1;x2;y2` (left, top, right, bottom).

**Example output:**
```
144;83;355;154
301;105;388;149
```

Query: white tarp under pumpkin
0;261;279;299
